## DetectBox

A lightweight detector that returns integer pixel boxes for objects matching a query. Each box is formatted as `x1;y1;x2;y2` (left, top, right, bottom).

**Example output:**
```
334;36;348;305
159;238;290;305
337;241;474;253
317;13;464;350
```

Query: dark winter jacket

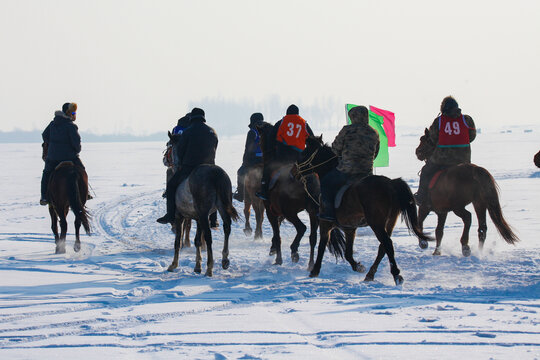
428;112;476;165
241;123;266;167
42;111;81;161
176;118;218;168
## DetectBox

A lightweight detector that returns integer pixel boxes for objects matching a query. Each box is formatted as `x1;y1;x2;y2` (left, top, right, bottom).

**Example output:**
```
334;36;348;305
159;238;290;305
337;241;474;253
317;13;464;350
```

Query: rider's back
43;111;81;161
177;119;218;167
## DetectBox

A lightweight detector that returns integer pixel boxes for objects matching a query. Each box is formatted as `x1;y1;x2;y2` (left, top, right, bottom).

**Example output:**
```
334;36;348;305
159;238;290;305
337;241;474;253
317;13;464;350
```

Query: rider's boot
318;197;336;222
157;194;176;224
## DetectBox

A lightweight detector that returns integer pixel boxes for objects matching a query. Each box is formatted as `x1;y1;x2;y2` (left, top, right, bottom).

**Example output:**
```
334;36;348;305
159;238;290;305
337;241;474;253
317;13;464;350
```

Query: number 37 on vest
276;114;309;151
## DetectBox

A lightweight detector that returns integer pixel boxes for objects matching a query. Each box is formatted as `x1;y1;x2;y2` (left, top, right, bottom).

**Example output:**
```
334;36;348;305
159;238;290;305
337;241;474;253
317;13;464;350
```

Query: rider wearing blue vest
233;113;265;202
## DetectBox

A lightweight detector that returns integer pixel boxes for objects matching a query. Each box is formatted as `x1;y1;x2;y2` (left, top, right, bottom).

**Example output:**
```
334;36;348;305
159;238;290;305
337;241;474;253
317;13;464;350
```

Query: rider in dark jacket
40;102;86;205
256;104;313;200
157;107;219;224
415;96;476;206
233;113;265;202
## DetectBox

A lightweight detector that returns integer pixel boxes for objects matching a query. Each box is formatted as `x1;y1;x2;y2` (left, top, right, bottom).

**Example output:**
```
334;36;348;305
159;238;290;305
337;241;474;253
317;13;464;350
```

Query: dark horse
415;128;518;256
534;150;540;168
166;135;239;276
293;136;431;285
256;123;344;269
242;163;265;240
47;161;91;254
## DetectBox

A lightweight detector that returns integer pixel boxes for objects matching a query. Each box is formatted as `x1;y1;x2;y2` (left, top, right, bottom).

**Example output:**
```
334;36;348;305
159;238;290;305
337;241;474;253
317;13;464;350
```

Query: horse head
255;122;277;163
415;128;435;161
293;134;336;180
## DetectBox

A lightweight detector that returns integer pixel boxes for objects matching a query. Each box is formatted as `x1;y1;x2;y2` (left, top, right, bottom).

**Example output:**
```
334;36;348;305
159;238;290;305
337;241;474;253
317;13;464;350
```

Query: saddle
55;160;75;171
428;170;445;190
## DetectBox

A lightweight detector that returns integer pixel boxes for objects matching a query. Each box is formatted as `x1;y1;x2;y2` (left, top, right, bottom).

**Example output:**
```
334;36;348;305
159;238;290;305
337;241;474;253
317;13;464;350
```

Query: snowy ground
0;126;539;359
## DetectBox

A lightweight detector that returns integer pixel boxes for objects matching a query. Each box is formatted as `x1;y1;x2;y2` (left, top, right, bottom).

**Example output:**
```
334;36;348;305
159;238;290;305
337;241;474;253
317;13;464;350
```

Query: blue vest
251;128;262;157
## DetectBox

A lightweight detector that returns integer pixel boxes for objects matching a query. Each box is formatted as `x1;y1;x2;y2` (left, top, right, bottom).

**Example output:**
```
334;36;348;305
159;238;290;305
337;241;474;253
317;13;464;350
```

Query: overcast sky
1;0;539;135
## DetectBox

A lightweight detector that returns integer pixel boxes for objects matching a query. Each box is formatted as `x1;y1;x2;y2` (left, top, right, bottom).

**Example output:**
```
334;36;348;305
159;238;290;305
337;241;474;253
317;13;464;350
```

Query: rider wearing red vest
415;96;476;206
256;104;313;200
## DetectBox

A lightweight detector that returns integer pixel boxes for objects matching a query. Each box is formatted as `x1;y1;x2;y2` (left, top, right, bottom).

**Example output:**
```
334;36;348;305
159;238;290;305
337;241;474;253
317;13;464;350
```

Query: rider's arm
331;128;345;157
465;115;476;143
69;124;82;154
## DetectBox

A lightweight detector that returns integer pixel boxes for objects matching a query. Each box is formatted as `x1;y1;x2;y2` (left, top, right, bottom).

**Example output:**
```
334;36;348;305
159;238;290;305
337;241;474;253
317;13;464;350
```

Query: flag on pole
345;104;389;167
369;105;396;147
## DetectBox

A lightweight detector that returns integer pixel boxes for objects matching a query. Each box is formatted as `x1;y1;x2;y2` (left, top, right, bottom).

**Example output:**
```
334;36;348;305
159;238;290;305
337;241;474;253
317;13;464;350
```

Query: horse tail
474;167;518;244
328;228;346;260
215;167;239;222
391;178;431;241
67;166;91;235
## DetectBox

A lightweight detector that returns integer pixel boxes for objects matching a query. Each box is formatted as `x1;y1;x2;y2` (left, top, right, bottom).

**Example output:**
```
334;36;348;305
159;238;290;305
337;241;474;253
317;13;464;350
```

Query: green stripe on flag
345;104;389;167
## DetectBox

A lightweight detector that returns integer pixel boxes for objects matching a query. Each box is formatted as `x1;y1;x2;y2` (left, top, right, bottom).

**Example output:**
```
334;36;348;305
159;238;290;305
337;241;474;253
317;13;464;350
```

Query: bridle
294;146;338;206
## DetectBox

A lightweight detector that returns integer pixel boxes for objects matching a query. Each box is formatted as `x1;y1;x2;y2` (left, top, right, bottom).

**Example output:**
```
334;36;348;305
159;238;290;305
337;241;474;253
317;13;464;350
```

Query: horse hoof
194;266;202;274
355;263;366;273
433;248;442;256
55;247;65;254
462;246;471;257
274;259;283;266
291;252;299;263
222;259;230;269
243;228;252;236
269;248;277;256
394;275;404;285
167;265;176;272
205;269;213;277
74;244;81;252
419;240;428;249
364;274;374;282
307;262;314;272
309;270;319;278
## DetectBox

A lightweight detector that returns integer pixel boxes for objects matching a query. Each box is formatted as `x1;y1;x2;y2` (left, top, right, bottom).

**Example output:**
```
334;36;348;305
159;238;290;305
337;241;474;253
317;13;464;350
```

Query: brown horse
256;123;344;269
242;164;265;240
294;136;431;285
47;161;91;254
415;128;518;256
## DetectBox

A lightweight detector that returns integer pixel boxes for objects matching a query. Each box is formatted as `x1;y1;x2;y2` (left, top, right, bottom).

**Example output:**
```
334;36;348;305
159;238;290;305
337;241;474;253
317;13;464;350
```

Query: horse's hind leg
254;201;264;240
220;209;232;270
74;216;81;252
365;244;385;282
344;228;365;273
473;202;487;251
433;212;448;256
198;216;214;277
181;218;192;248
168;216;184;272
372;226;403;285
307;211;319;271
48;206;59;241
55;208;68;254
267;211;282;265
194;225;203;274
287;212;306;264
453;207;472;257
243;199;253;237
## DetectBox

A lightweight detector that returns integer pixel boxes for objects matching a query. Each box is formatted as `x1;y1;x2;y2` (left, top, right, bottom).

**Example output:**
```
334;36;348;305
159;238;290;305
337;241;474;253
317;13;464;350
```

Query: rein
295;147;338;206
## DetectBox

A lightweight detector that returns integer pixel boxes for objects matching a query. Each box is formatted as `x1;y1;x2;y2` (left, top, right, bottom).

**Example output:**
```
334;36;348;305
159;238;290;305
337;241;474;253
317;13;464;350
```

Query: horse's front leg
56;209;68;254
473;202;487;251
372;227;403;285
267;210;282;265
287;213;306;264
194;226;203;274
433;212;448;256
243;199;253;237
310;220;332;277
417;205;430;249
365;244;386;282
344;228;365;273
454;207;472;257
168;216;184;272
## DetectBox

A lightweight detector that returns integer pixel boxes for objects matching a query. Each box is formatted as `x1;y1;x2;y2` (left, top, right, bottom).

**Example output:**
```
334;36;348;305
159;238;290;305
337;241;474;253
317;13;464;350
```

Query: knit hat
249;112;264;127
190;107;206;122
440;96;460;115
62;102;77;115
286;104;299;115
348;106;368;124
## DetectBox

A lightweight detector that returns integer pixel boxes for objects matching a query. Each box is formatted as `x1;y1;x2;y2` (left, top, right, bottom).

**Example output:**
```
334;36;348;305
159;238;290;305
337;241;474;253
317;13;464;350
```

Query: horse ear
168;131;172;139
424;128;429;136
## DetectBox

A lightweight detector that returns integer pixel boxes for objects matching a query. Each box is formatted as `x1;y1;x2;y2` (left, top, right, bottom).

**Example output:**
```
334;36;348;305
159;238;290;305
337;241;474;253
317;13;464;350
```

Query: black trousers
41;157;84;199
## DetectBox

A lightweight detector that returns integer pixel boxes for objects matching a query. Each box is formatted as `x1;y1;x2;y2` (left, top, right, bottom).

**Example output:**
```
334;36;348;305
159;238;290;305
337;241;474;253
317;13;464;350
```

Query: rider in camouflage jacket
319;106;380;221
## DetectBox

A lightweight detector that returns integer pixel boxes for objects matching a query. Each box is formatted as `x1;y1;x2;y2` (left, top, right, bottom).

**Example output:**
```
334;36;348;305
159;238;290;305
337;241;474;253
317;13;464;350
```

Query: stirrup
255;191;268;200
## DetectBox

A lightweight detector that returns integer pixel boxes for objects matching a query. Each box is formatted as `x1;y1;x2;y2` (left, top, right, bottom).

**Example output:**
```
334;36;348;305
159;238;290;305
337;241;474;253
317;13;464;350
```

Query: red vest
276;115;309;151
438;115;470;147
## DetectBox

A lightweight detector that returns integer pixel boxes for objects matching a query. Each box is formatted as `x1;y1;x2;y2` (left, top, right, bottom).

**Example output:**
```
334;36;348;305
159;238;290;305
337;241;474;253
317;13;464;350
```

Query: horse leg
310;221;332;277
194;226;203;274
344;228;365;273
168;216;184;272
364;244;386;282
182;218;192;248
417;205;430;249
220;209;232;270
48;206;59;241
254;201;264;240
267;211;282;265
243;198;253;236
433;212;448;256
307;211;319;271
372;227;403;285
199;216;214;277
56;209;68;254
473;202;487;251
453;207;472;257
287;213;306;264
74;215;81;252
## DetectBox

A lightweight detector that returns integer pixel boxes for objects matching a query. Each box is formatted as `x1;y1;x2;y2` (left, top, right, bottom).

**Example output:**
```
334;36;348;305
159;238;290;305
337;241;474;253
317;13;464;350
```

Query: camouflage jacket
332;122;380;176
428;114;476;165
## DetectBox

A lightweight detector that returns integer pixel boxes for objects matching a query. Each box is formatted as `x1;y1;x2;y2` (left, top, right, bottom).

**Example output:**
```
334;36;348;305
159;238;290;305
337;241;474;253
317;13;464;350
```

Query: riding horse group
45;124;532;285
